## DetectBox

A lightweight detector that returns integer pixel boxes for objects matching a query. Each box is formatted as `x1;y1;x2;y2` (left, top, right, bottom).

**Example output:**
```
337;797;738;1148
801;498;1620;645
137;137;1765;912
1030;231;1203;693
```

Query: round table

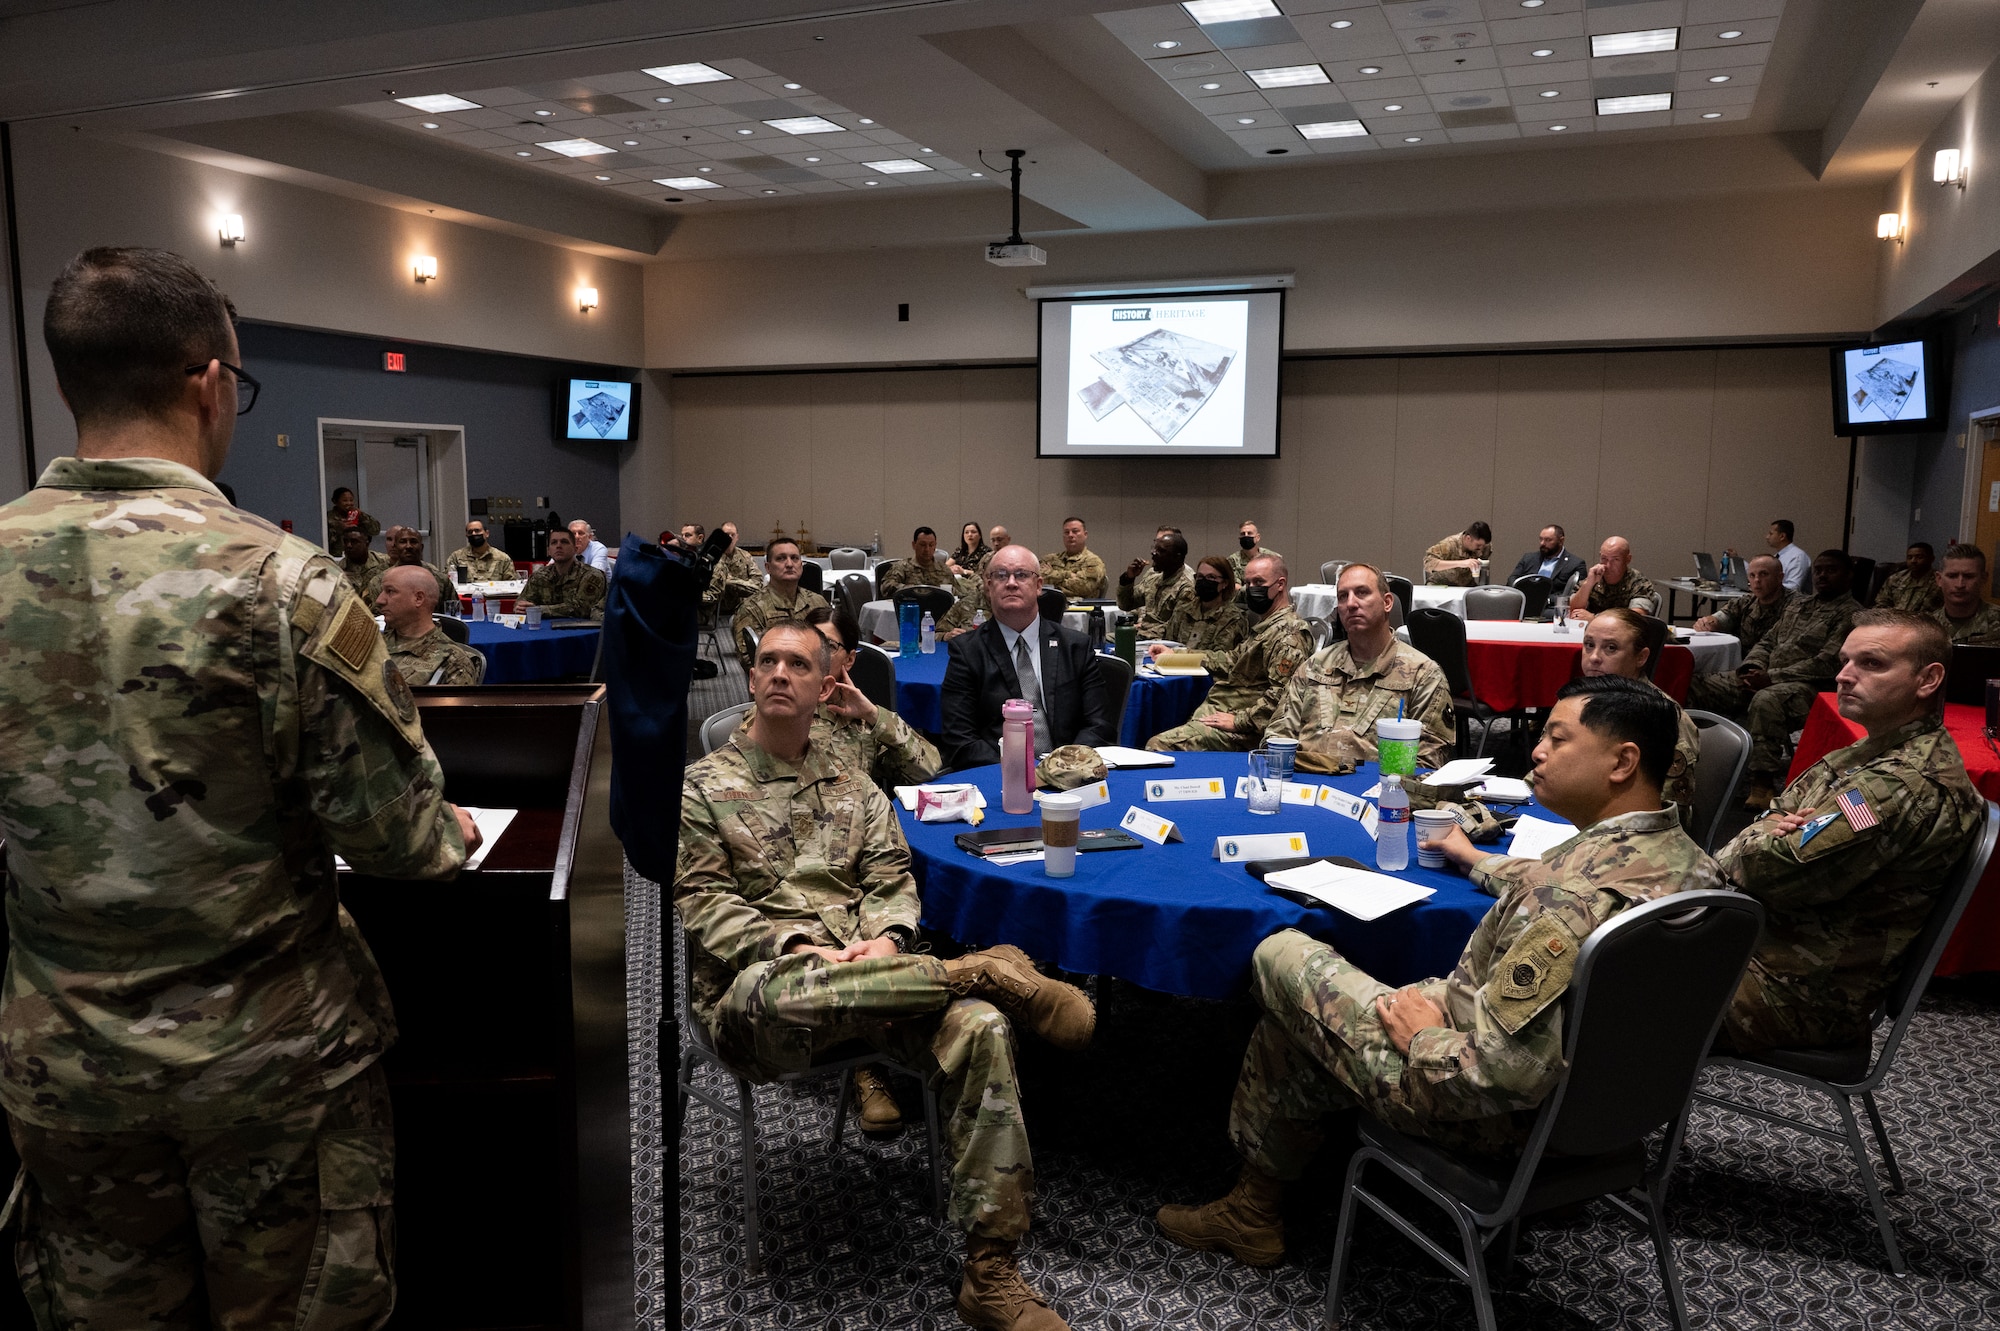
1452;621;1739;710
901;754;1556;998
887;647;1211;746
890;645;950;731
464;619;600;683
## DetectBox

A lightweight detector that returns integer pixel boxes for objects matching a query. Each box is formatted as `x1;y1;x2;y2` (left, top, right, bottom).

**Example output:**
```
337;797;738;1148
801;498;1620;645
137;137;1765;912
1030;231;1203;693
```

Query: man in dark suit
1507;523;1587;589
942;543;1117;770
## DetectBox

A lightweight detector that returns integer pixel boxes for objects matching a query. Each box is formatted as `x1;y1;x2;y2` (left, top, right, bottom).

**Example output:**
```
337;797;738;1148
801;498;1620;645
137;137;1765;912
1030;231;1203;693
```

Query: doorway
317;418;470;560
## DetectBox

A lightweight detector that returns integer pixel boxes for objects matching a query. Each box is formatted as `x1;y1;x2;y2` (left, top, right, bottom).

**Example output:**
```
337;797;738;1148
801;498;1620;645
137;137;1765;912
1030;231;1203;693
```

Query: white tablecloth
1293;583;1472;620
1459;621;1742;675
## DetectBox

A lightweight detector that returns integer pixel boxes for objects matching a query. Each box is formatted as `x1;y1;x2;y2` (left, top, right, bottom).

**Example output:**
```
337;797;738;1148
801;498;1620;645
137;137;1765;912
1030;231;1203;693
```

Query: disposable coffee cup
1266;736;1298;780
1412;808;1460;869
1375;718;1422;778
1041;793;1083;878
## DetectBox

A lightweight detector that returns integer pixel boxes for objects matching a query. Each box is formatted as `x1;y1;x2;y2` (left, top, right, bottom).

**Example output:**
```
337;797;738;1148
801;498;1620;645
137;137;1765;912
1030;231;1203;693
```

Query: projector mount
978;147;1046;267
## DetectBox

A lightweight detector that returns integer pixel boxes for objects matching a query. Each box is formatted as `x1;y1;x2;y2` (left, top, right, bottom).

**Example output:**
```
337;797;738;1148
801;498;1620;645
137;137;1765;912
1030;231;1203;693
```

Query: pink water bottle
1001;699;1034;814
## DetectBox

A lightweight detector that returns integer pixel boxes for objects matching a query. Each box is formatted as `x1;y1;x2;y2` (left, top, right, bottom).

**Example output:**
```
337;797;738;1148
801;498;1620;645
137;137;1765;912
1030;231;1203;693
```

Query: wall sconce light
1934;148;1967;189
413;255;438;283
218;214;245;247
1876;212;1904;243
576;286;599;313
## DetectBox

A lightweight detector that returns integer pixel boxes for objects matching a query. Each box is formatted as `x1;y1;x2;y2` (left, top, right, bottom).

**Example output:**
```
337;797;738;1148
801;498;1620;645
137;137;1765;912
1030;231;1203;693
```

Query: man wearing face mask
1160;557;1249;653
1146;555;1314;752
444;518;517;583
1228;521;1282;585
1117;527;1196;638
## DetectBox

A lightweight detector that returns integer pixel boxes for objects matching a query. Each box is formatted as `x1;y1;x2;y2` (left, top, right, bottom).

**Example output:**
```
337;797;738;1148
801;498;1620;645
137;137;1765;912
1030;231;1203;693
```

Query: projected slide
1068;300;1249;449
1841;342;1927;425
565;379;634;440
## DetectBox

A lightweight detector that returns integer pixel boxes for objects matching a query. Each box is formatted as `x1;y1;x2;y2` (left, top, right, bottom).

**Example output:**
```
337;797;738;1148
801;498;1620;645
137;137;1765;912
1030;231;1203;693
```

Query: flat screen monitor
1038;289;1284;458
558;378;637;442
1828;338;1946;436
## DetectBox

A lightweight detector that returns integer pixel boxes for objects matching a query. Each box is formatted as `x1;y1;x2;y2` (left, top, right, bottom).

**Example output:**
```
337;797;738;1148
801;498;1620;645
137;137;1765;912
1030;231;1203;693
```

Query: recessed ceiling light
643;63;732;85
1520;0;1544;7
1358;66;1383;75
1539;89;1560;97
1296;119;1368;139
1182;0;1281;23
805;156;822;162
920;147;933;152
783;82;802;89
1597;92;1672;114
863;158;932;173
1591;28;1678;57
596;174;611;180
765;116;844;134
534;109;554;116
864;179;879;185
736;128;755;135
1236;116;1258;124
1383;103;1403;111
1717;30;1743;39
697;166;713;172
1701;111;1723;118
542;139;615;157
1201;81;1222;90
1404;135;1423;142
395;94;480;113
654;177;721;189
1532;49;1554;57
515;149;533;156
762;189;778;194
1330;19;1352;28
623;139;639;146
858;118;875;125
1707;74;1731;83
1548;123;1568;131
970;171;983;177
654;96;674;104
1248;64;1331;89
421;122;440;129
1155;40;1181;49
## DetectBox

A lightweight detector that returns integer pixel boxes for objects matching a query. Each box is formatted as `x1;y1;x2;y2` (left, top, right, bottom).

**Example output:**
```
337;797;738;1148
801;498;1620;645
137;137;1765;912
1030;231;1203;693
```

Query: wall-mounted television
1828;338;1947;436
557;377;638;442
1037;289;1284;458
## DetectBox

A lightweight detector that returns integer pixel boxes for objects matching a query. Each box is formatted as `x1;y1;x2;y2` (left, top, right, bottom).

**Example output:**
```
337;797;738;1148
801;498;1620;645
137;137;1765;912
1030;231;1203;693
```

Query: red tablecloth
458;596;518;615
1787;695;2000;976
1465;640;1693;712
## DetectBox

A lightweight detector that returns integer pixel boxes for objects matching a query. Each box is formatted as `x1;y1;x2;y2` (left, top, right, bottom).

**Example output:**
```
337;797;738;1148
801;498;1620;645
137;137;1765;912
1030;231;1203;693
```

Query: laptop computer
1729;560;1750;590
1693;552;1720;583
1945;643;2000;707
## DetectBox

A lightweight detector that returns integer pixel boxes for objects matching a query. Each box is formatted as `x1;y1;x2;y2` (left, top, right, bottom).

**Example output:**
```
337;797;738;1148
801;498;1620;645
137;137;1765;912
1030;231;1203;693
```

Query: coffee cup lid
1041;792;1083;812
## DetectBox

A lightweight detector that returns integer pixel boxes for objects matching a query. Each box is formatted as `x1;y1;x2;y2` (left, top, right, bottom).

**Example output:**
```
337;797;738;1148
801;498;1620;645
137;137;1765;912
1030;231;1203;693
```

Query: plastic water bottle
920;611;936;654
973;609;987;627
1376;774;1410;872
1001;699;1034;814
1719;551;1731;583
470;592;486;622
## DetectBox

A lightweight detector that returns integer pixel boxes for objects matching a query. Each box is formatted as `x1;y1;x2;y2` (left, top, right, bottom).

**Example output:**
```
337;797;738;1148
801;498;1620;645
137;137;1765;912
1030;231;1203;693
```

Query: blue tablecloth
465;619;600;683
889;649;1211;745
900;753;1562;1000
891;647;948;732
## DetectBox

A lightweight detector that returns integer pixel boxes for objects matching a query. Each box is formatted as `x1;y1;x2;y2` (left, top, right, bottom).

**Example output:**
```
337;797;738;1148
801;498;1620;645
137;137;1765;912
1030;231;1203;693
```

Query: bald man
1568;537;1657;618
377;565;484;686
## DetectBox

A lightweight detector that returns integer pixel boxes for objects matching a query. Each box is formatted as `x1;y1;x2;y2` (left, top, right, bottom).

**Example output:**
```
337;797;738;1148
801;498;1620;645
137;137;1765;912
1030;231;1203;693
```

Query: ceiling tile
1592;108;1673;128
1677;40;1772;70
1384;1;1488;31
1680;18;1778;47
1582;1;1684;32
1418;68;1507;93
1484;13;1586;44
1203;16;1303;48
1333;74;1425;98
1446;122;1522;141
1495;38;1587;65
1408;46;1499;75
1169;71;1259;97
1676;65;1758;91
1221;41;1321;67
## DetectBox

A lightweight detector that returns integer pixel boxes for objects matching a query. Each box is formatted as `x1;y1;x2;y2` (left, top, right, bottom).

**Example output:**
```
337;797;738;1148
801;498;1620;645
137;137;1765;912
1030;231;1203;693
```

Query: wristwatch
881;926;913;954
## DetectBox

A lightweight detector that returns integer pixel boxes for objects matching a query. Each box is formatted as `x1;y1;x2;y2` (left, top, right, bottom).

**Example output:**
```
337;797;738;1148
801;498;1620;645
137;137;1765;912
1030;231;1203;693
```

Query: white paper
1506;814;1576;861
987;850;1046;866
1473;776;1534;803
1264;861;1436;921
1425;758;1496;786
896;784;988;813
461;807;518;871
1094;746;1176;769
1151;663;1209;677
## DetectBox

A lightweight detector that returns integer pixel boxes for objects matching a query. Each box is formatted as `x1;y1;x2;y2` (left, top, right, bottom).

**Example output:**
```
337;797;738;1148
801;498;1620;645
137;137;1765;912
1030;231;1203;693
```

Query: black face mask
1239;534;1257;550
468;532;486;547
1194;575;1222;602
1244;585;1274;615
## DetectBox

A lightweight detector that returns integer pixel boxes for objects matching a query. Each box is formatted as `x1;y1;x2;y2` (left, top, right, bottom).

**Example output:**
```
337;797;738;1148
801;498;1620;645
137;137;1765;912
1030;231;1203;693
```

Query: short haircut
831;606;863;653
1554;675;1679;791
912;526;936;541
1945;542;1986;572
1240;518;1258;528
1463;521;1492;542
759;620;832;674
1852;607;1952;680
683;522;706;539
1909;541;1934;557
1197;556;1237;589
1161;530;1188;561
45;247;237;427
1542;523;1566;540
1817;548;1847;563
545;528;573;549
1772;519;1795;540
342;527;370;549
333;487;355;504
1247;552;1288;583
1589;606;1649;647
1337;561;1388;595
1064;516;1086;528
767;536;801;557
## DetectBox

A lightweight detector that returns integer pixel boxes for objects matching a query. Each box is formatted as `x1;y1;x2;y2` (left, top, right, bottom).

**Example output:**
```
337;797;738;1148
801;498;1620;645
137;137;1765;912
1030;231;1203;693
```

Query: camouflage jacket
1393;808;1725;1124
705;548;762;610
339;550;388;596
731;585;830;667
1717;713;1984;1044
1160;597;1249;655
1875;568;1942;616
363;559;455;611
1041;549;1108;599
1265;637;1457;773
877;555;954;596
0;456;465;1132
1937;602;2000;645
1709;590;1796;657
736;700;941;794
1746;591;1860;684
674;733;921;1028
326;505;380;553
442;544;517;582
1583;567;1658;615
385;624;484;687
519;559;607;621
1227;545;1281;584
1423;534;1482;587
1662;684;1701;829
938;571;987;634
1119;564;1197;638
1199;604;1315;739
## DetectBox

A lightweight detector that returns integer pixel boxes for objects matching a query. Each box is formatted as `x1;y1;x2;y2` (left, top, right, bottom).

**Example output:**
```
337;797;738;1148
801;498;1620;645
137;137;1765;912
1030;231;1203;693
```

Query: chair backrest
1308;615;1336;650
1384;574;1414;623
850;642;897;712
894;585;955;619
830;547;866;569
1096;652;1134;726
468;648;488;685
1318;559;1346;586
1405;606;1475;699
835;571;874;622
1866;559;1898;607
434;613;469;644
1848;555;1876;605
700;701;755;756
1038;587;1069;622
1636;613;1670;680
1685;710;1750;853
798;560;825;593
1511;574;1555;620
1463;586;1525;621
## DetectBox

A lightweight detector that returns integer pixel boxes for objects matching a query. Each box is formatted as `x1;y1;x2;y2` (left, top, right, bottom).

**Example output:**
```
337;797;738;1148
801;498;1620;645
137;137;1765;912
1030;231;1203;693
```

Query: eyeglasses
989;569;1039;584
184;359;261;415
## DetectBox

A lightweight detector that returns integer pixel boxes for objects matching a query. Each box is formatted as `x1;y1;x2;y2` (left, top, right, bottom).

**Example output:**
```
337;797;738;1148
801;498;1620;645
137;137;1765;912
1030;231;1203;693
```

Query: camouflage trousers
708;952;1033;1240
5;1064;394;1331
1228;931;1522;1180
1684;675;1821;776
1146;702;1256;753
1722;959;1869;1054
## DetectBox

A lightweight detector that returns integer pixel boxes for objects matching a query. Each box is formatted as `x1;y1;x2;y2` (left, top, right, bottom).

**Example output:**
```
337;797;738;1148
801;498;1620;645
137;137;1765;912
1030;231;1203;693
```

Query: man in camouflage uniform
1158;556;1249;652
704;522;763;614
1874;542;1941;616
1159;677;1722;1264
518;526;608;621
1227;520;1283;585
678;620;1094;1329
1566;536;1658;618
338;524;388;596
1580;609;1699;825
1716;609;1983;1052
1687;549;1861;805
1264;562;1457;773
777;606;942;793
363;523;455;610
377;565;485;687
1692;553;1794;654
1933;543;2000;643
1041;517;1108;599
0;246;477;1328
442;518;517;583
1147;554;1312;752
877;526;955;596
1421;520;1492;587
1116;527;1196;638
730;535;829;668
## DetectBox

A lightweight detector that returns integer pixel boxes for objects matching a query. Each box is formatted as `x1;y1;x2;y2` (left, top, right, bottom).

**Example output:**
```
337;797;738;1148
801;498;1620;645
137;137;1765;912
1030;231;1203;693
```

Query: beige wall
662;346;1850;585
1878;61;2000;324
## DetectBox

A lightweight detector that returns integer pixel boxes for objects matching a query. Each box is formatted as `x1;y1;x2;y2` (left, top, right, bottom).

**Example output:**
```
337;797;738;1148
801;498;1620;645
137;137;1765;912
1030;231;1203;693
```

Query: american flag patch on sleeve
1836;788;1879;831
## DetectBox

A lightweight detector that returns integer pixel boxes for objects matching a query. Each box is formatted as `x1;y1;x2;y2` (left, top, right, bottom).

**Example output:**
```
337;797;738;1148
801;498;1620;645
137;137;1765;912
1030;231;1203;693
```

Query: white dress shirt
1775;542;1810;591
997;616;1052;757
579;538;611;572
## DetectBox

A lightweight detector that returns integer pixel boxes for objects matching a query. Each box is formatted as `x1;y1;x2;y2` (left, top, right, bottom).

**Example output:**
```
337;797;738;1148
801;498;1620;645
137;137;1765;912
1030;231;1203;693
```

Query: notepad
1425;758;1495;787
1094;746;1176;769
1472;776;1534;803
1151;652;1209;677
1264;860;1435;921
460;808;519;871
1506;815;1576;861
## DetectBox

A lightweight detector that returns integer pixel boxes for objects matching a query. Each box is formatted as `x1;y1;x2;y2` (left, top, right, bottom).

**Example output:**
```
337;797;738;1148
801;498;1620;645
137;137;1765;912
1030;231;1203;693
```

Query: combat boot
940;946;1095;1052
852;1067;902;1134
956;1236;1070;1331
1155;1166;1286;1266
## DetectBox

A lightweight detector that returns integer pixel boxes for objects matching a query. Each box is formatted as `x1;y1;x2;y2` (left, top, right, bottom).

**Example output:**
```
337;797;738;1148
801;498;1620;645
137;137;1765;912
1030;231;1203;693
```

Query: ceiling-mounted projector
984;148;1046;268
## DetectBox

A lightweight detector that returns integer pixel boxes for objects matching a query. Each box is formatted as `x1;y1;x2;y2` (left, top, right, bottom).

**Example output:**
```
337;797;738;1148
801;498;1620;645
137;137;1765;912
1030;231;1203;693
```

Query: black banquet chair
1037;587;1069;622
849;642;897;713
1328;891;1765;1331
1405;607;1499;758
1095;653;1134;729
1511;574;1555;620
893;585;954;621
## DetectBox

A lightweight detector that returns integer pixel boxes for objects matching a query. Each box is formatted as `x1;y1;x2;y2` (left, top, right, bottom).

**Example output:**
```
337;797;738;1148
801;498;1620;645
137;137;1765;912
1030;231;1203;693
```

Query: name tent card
1213;831;1310;862
1145;777;1227;802
1121;806;1183;845
1036;781;1109;811
1316;787;1381;837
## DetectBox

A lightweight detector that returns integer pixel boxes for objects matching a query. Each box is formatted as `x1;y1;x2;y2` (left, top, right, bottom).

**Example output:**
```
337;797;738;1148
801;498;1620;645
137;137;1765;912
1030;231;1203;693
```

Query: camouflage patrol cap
1295;729;1367;775
1037;744;1108;790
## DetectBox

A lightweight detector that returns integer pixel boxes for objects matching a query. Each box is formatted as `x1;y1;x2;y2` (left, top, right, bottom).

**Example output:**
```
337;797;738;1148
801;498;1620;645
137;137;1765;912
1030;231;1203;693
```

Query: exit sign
382;351;406;372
